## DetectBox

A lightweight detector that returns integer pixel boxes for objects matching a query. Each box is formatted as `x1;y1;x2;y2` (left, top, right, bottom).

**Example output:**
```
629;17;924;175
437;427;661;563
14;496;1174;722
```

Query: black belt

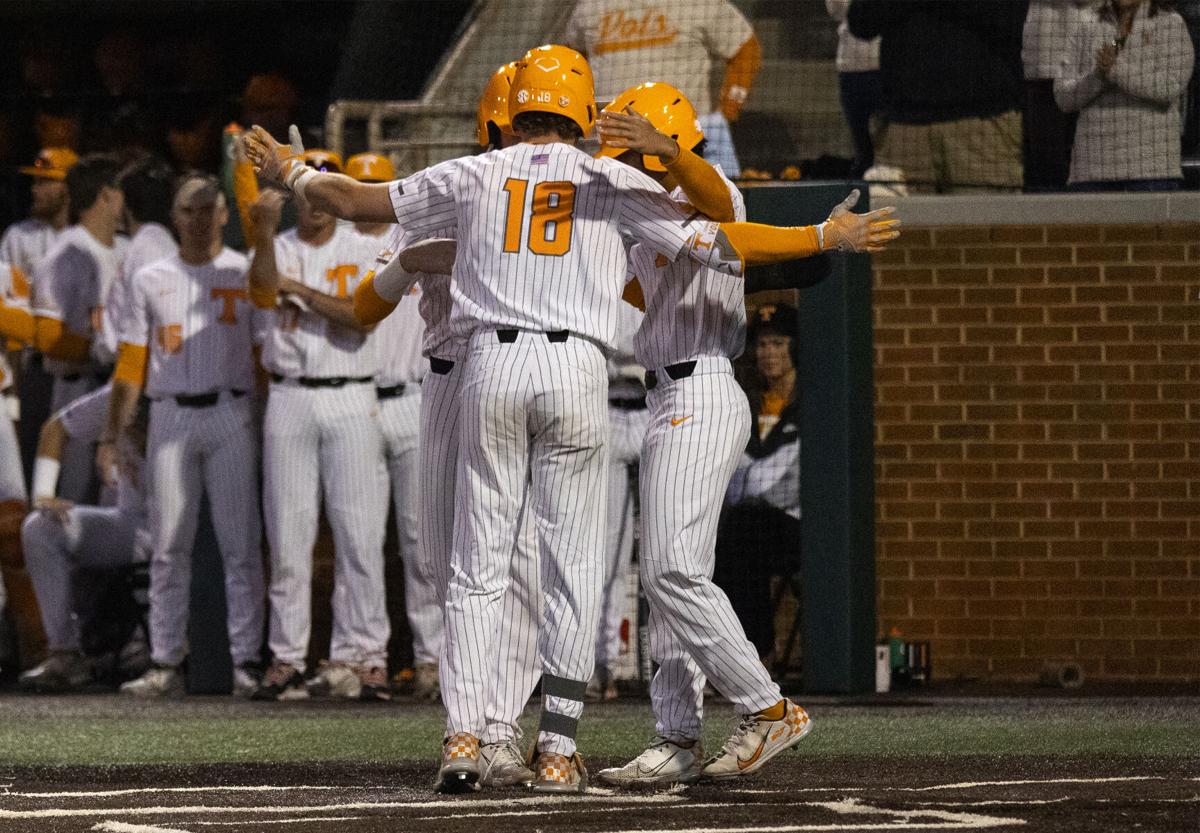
496;329;570;344
375;383;407;400
61;370;109;384
174;390;245;408
429;357;456;375
271;374;373;388
645;361;697;391
609;396;647;411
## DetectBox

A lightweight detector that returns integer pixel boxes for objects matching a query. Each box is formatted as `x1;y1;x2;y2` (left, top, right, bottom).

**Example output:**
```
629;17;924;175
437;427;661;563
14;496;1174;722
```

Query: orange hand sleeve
353;273;398;326
113;342;148;386
34;317;90;363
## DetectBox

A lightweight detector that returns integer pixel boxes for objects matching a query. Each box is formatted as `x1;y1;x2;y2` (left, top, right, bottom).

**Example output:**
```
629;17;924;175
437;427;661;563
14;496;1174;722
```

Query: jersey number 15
502;179;576;257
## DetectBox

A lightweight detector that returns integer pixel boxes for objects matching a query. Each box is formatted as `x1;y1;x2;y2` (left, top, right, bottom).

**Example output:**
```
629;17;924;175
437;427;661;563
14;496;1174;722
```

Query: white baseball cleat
701;699;812;780
596;736;704;787
480;740;535;788
120;665;185;698
435;732;481;794
307;660;362;699
232;664;262;698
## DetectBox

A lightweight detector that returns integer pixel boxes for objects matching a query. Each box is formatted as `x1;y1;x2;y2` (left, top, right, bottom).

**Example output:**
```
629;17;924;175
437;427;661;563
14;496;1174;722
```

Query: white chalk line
92;822;195;833
409;799;749;821
186;818;368;827
0;792;685;820
732;776;1167;796
8;785;360;799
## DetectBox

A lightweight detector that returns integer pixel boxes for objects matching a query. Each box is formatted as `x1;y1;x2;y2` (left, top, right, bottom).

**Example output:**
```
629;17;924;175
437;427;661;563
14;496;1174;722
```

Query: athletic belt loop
496;329;518;343
646;361;698;391
541;674;588;702
546;330;570;343
495;329;571;344
538;711;580;740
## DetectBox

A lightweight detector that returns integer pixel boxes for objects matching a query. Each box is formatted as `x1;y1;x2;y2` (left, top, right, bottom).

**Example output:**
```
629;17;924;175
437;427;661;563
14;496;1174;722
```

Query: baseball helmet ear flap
509;44;596;136
597;82;704;172
477;62;519;148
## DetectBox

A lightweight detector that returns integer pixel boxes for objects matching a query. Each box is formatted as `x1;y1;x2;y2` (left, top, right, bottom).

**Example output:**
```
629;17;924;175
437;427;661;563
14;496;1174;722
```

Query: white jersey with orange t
0;219;62;291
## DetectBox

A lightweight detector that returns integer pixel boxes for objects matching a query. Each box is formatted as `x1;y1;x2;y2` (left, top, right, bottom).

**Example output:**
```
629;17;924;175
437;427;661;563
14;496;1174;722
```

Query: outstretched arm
242;125;395;223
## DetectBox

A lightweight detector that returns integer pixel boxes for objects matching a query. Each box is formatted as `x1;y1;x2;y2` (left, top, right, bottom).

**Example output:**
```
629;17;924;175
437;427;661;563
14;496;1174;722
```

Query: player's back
445;142;688;351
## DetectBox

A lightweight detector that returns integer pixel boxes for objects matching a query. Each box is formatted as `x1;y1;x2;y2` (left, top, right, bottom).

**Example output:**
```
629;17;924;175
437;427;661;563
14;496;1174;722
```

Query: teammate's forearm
301;288;371;333
684;221;823;277
720;36;762;119
664;147;735;222
100;379;141;447
248;232;281;305
292;173;396;224
33;316;91;363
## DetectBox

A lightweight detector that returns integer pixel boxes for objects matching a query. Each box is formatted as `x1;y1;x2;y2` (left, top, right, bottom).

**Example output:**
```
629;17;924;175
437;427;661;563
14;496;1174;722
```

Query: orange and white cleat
701;699;812;780
530;750;588;794
435;732;481;793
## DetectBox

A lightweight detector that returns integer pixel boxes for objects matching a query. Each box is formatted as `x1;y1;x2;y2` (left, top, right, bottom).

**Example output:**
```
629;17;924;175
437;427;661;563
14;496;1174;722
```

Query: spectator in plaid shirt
1055;0;1195;190
713;303;801;662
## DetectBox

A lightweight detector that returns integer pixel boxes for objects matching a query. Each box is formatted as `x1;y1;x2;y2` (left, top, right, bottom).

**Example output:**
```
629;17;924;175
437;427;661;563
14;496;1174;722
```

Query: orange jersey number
502;178;577;257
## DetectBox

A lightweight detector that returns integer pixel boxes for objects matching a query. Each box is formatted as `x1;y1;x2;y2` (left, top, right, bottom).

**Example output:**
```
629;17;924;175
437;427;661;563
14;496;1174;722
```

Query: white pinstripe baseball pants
419;357;542;745
597;404;648;671
378;387;443;667
640;359;781;741
0;410;26;503
146;395;264;667
443;331;608;757
263;383;390;670
51;374;100;504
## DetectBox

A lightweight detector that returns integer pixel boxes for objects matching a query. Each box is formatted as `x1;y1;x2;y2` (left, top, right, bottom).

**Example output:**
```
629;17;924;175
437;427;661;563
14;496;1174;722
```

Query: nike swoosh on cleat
670;416;692;427
737;739;766;771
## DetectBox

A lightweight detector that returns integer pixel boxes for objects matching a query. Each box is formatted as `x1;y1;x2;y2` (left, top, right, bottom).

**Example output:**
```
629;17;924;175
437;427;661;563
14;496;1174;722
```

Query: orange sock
757;699;787;721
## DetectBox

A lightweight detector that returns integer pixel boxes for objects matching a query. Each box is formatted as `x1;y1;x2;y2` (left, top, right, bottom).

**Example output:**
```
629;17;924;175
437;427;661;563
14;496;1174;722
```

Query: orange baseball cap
20;147;80;180
345;153;396;182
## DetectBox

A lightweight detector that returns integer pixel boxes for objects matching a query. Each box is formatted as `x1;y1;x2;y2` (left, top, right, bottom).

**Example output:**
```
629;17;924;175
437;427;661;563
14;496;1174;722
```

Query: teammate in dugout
247;152;394;703
346;152;447;704
102;175;266;698
243;44;897;795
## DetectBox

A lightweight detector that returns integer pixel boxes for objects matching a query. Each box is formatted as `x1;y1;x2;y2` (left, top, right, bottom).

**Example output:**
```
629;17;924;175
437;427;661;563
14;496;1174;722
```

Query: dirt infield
0;754;1195;832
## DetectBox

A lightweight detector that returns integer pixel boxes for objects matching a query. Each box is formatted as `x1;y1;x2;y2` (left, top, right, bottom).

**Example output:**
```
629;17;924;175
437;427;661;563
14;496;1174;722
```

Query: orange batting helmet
477;62;518;148
301;150;343;173
597;82;704;172
509;44;595;137
20;147;80;180
346;153;395;182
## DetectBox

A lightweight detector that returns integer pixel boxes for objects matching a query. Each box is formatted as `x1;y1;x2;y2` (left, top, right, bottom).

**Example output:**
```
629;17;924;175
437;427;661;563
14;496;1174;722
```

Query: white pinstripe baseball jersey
630;166;746;369
261;225;380;379
0;219;61;287
120;249;257;397
32;225;124;372
387;142;698;351
0;263;30;393
102;222;178;363
364;226;446;370
56;383;146;515
373;283;428;386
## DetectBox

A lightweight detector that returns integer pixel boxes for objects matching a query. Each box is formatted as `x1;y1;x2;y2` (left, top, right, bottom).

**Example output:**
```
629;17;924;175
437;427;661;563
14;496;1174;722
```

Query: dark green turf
0;695;1196;766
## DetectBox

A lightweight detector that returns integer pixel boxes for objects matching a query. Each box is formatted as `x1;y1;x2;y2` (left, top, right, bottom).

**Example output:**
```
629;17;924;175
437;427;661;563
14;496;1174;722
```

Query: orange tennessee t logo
211;288;248;324
326;264;358;298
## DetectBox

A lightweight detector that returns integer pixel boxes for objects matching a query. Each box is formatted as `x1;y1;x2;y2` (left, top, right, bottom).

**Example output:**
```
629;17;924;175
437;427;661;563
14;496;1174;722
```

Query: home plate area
0;762;1194;833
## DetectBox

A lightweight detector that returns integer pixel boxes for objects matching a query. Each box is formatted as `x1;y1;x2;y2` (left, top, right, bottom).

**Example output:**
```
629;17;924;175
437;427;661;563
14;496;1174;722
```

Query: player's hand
278;278;311;301
720;84;749;122
823;190;901;253
34;495;73;524
398;238;457;275
249;188;287;237
243;125;305;186
598;107;679;163
96;441;121;488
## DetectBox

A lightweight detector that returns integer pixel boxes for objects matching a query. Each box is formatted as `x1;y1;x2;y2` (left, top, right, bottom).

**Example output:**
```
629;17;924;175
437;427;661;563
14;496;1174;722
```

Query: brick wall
872;222;1200;682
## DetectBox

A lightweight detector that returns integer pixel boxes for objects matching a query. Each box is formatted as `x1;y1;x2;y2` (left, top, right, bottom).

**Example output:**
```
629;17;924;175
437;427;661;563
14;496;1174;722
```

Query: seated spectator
18;386;150;693
848;0;1028;193
713;303;802;662
1055;0;1195;191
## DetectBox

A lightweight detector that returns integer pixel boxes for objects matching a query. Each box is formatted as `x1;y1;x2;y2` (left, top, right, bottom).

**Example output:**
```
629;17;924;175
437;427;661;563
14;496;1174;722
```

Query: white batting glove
819;189;902;253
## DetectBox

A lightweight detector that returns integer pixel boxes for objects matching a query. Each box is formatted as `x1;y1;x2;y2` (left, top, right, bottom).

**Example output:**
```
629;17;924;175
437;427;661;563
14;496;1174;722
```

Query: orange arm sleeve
113;342;148;387
234;157;261;244
664;147;735;222
353;273;398;326
720;35;762;120
0;302;34;345
34;317;90;363
718;222;822;267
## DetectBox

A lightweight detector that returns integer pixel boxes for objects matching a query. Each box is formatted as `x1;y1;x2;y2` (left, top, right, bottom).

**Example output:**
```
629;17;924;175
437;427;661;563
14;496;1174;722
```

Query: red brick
1047;579;1104;597
1078;520;1133;538
910;404;964;421
1083;598;1135;617
1078;638;1134;657
935;267;990;285
1075;284;1129;303
1049;422;1102;440
963;326;1019;343
1102;225;1158;243
914;559;969;577
1049;501;1104;518
1134;480;1189;499
881;306;934;325
1047;225;1105;244
1019;246;1073;265
994;618;1046;637
1048;306;1101;323
967;638;1024;657
964;247;1018;264
1105;344;1159;361
910;247;964;266
913;521;967;537
992;266;1046;284
1133;324;1185;341
937;618;992;637
1076;442;1132;460
1131;244;1188;262
1020;326;1075;344
1021;403;1074;421
1131;284;1189;303
1162;264;1198;281
897;229;934;246
994;501;1048;519
1022;286;1074;304
1047;383;1103;402
881;423;936;442
990;226;1046;244
939;502;994;520
1077;325;1131;342
962;364;1017;383
994;384;1048;400
879;384;936;403
1104;265;1158;283
964;287;1017;305
994;306;1047;324
1022;521;1075;537
1079;559;1133;577
911;481;964;499
878;267;935;287
1025;638;1079;656
1051;462;1105;479
936;306;989;324
1078;364;1132;382
1020;481;1073;499
940;540;994;559
909;327;962;345
909;365;960;384
1023;559;1077;578
1075;245;1129;263
910;287;962;305
1078;481;1130;499
935;227;992;245
1132;442;1188;459
967;404;1021;421
1076;403;1130;421
1157;223;1200;241
996;423;1047;441
939;384;993;401
1134;559;1189;578
968;520;1021;538
969;599;1018;617
994;579;1049;598
1107;304;1160;324
880;579;938;597
994;345;1048;362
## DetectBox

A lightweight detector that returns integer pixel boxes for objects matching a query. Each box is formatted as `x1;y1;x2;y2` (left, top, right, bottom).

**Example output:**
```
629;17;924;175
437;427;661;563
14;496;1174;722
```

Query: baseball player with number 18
243;43;896;795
